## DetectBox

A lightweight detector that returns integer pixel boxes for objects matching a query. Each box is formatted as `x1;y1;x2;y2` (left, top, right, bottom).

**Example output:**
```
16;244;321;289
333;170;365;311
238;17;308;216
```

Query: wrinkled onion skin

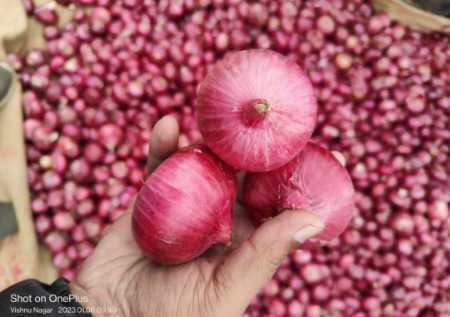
197;49;317;172
243;142;355;241
132;145;236;264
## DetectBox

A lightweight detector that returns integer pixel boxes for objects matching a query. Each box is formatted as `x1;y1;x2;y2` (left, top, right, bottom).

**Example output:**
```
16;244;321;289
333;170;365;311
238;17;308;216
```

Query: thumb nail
293;223;324;244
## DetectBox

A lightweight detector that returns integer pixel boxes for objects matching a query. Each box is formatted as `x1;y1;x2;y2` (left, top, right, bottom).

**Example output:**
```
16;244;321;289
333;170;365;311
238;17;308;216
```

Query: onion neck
242;98;271;126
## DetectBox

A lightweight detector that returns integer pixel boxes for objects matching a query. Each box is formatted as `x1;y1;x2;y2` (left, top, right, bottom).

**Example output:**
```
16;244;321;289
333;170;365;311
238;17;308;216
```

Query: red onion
42;171;62;189
132;145;235;264
35;215;52;236
77;241;95;260
70;158;91;182
71;225;86;243
99;123;123;150
26;50;45;67
53;211;76;230
76;199;95;217
83;142;105;163
288;300;304;316
57;136;80;158
31;196;47;214
243;142;355;241
82;216;103;240
22;0;35;15
268;298;286;316
317;15;335;34
44;231;67;253
35;6;58;26
111;161;128;179
53;252;72;270
60;268;76;281
197;49;317;171
89;7;111;34
262;279;279;296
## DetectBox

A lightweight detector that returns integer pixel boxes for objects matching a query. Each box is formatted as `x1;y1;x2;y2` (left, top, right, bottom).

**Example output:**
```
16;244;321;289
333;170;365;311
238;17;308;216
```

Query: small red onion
76;199;95;217
288;300;304;316
42;171;62;189
48;190;64;208
35;215;52;236
66;246;78;261
44;231;67;253
82;217;103;240
111;161;128;179
70;158;91;182
77;241;95;260
53;252;72;270
53;211;76;230
71;225;86;243
60;268;76;281
22;0;35;15
57;136;80;158
317;15;335;34
35;6;58;25
31;197;48;213
262;279;279;296
83;143;105;163
268;298;286;316
99;123;124;150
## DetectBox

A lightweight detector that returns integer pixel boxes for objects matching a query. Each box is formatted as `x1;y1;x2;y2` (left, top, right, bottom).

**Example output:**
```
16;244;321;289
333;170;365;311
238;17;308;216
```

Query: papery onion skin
132;145;236;264
197;49;317;172
243;142;355;241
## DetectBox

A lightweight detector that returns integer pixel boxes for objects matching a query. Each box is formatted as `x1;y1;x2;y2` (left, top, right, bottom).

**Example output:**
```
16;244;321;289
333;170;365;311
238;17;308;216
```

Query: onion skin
197;49;317;172
243;142;355;241
132;145;236;264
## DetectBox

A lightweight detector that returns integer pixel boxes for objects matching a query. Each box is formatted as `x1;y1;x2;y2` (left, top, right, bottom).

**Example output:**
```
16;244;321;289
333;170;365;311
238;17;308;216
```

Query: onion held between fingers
243;142;355;241
132;145;236;264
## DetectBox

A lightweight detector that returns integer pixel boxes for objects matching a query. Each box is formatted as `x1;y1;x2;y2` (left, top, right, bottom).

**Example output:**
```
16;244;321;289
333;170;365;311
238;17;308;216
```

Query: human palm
71;116;324;317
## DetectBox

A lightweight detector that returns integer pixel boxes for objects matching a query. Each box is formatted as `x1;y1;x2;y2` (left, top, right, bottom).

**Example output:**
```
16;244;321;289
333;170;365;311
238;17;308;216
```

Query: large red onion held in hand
197;49;317;172
132;145;236;264
243;142;355;241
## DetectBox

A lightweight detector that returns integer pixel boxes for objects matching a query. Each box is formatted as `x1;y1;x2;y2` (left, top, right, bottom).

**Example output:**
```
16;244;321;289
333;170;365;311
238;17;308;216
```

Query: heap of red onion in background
13;0;449;316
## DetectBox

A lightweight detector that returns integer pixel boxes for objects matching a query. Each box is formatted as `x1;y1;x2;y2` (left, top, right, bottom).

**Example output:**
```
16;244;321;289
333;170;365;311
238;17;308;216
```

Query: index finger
147;115;180;173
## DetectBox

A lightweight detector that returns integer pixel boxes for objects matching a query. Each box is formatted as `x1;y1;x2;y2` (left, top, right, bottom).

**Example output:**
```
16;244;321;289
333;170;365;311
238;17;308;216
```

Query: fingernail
293;224;324;244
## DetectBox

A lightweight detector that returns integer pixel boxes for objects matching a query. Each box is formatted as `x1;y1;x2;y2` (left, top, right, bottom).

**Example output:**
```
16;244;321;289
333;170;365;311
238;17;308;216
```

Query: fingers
147;115;180;172
103;208;134;244
216;210;324;309
178;133;190;148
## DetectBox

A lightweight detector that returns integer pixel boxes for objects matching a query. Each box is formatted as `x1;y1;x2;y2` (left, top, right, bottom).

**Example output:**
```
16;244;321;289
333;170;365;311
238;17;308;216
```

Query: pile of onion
14;0;449;314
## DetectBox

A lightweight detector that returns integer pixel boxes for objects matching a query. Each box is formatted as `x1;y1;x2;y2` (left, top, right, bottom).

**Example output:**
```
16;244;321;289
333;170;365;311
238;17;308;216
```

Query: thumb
216;210;324;312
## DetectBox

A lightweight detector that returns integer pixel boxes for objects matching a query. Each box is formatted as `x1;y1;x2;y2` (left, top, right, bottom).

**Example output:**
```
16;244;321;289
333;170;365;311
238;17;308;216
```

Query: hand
71;116;324;317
